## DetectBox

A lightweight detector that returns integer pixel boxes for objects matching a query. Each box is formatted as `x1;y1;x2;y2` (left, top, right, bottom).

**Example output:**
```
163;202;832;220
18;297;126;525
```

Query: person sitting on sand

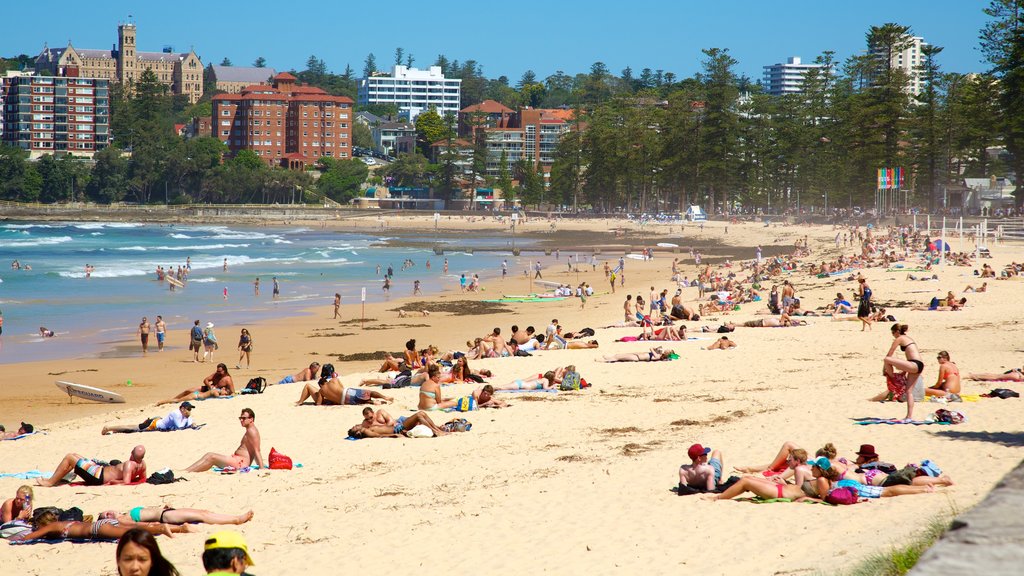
963;282;987;293
679;444;725;492
347;411;449;438
927;351;961;399
706;336;737;350
598;347;674;362
102;402;196;435
157;363;235;405
277;361;320;384
37;445;147;487
1;485;33;523
706;449;814;501
832;292;854;315
98;505;254;527
183;408;264;472
10;509;188;542
0;422;34;439
965;367;1024;382
483;328;514;357
296;374;393;406
417;365;450;410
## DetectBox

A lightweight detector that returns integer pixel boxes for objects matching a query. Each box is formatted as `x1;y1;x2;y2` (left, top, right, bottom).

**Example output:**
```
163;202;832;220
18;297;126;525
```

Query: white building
358;65;461;120
870;34;929;96
762;56;824;96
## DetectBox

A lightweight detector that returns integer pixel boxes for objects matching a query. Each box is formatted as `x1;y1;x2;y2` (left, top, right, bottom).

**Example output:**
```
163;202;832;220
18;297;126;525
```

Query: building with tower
34;22;203;103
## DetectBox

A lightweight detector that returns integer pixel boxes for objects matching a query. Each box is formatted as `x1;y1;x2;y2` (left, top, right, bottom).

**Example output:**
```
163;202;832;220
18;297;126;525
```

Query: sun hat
206;322;214;328
855;444;879;459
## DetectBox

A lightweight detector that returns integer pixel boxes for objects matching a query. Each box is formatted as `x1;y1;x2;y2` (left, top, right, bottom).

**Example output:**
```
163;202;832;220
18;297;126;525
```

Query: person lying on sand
295;374;393;406
597;347;674;362
277;361;320;384
705;449;814;501
102;402;196;435
0;422;34;439
10;510;189;542
965;367;1024;382
641;326;684;341
910;297;967;311
804;460;948;502
98;505;254;526
347;411;449;438
742;313;803;327
157;363;234;405
548;339;600;350
359;406;397;428
183;408;264;472
963;282;987;293
37;445;147;487
434;385;510;410
706;336;737;350
845;444;955;488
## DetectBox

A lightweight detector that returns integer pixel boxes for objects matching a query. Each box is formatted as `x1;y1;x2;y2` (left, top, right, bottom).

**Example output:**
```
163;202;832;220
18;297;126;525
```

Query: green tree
698;48;740;213
253;56;266;68
317;158;369;203
220;57;232;66
86;146;129;203
0;145;38;201
353;120;374;149
363;53;377;77
394;47;405;66
497;149;513;206
383;152;431;187
981;0;1024;203
414;106;450;156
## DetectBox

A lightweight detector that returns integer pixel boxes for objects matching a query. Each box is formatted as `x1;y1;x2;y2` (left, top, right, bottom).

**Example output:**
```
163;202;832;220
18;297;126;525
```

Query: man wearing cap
203;530;255;575
0;422;34;439
101;402;196;435
158;363;235;405
678;443;725;492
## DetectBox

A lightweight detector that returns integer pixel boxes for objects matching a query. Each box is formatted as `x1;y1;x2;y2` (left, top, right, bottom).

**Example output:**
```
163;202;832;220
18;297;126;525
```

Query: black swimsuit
900;342;924;373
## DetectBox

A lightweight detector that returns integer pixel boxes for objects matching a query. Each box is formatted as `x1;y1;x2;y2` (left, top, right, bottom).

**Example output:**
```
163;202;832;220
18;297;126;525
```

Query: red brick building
211;72;353;168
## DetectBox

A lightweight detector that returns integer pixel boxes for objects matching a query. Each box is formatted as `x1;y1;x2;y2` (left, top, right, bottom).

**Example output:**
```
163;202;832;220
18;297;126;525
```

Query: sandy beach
1;215;1022;575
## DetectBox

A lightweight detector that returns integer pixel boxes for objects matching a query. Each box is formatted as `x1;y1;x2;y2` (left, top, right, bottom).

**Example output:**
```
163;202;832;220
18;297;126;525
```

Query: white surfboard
626;254;646;260
166;277;184;288
657;242;679;248
55;381;126;403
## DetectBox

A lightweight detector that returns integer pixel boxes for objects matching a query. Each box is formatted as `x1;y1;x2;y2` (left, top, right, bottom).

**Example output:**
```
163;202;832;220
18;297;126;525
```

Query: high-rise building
457;100;573;181
35;22;203;103
1;74;110;157
212;72;354;169
358;65;461;120
870;34;929;96
761;57;824;96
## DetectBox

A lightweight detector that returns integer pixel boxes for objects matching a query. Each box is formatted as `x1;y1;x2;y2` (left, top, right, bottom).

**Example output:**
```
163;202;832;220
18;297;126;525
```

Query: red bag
268;447;293;470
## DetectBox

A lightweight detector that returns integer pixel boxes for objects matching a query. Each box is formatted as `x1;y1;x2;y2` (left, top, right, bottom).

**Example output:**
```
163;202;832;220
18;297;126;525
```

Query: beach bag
559;371;582;391
825;487;859;505
918;460;942;477
934;409;965;424
406;425;434;438
985;388;1019;399
147;469;180;485
441;418;472;433
455;396;476;412
268;448;293;470
241;377;267;395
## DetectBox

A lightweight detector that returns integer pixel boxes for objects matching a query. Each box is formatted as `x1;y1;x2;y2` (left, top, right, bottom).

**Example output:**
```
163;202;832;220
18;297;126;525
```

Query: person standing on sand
883;323;923;421
534;261;543;279
155;316;166;352
609;271;616;293
202;322;218;363
236;329;252;369
856;277;873;331
190;320;204;362
138;317;151;355
333;293;341;319
183;408;264;472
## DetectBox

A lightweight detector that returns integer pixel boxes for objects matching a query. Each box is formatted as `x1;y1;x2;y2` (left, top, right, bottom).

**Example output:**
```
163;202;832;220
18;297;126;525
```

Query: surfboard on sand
55;381;125;403
626;254;646;260
166;277;185;288
657;242;679;248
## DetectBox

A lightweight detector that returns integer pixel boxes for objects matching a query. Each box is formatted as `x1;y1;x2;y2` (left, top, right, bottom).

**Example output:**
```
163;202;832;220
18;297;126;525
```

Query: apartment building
35;23;203;103
211;65;276;94
761;56;824;96
1;74;110;157
212;72;354;168
457;100;572;179
870;34;929;96
358;65;461;120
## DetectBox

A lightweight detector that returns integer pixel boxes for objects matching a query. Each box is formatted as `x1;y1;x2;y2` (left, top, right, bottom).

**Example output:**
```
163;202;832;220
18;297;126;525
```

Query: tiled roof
460;99;513;114
273;72;297;81
213;65;276;84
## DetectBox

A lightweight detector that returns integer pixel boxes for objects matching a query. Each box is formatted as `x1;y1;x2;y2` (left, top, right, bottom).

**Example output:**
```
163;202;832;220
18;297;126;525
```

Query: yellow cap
204;531;255;566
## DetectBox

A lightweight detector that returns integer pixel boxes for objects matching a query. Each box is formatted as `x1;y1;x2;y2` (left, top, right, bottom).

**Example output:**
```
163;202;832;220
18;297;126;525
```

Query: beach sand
1;216;1021;575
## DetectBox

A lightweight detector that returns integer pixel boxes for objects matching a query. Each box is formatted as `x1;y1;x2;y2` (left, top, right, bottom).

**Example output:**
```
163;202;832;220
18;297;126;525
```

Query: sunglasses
238;416;250;420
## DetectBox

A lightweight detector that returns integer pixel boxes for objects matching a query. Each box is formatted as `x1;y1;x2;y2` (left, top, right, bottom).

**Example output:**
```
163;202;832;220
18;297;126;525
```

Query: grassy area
844;510;956;576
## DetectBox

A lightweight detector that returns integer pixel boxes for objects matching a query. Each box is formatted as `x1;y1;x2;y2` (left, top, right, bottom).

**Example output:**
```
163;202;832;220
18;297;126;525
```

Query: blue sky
2;0;993;82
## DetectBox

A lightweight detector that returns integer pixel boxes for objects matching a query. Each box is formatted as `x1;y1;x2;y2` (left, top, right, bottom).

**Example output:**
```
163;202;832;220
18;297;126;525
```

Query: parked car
361;157;377;165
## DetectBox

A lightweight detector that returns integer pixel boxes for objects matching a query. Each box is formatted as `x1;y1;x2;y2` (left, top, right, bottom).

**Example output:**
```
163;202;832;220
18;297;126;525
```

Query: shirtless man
154;315;167;352
138;317;151;355
780;280;796;310
927;351;961;398
0;422;34;440
623;296;633;322
184;408;264;472
483;327;514;357
346;410;449;438
277;361;320;385
295;375;393;406
743;313;795;328
157;363;235;405
510;325;532;346
678;443;724;492
37;445;147;487
706;336;737;350
435;384;510;410
360;406;397;428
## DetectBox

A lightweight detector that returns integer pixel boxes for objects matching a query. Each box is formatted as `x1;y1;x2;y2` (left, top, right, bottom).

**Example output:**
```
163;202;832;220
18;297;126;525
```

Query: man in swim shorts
157;364;235;405
184;408;264;472
37;445;147;487
101;402;195;435
347;411;449;438
278;361;320;385
678;443;724;492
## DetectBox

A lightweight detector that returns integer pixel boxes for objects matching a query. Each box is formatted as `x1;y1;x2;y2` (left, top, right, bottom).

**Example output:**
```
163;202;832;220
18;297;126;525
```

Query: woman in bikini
966;367;1024;382
927;351;961;398
417;364;449;410
883;323;924;421
491;371;559;391
598;347;674;363
236;329;253;370
11;509;188;542
100;505;254;526
706;449;815;501
856;277;873;331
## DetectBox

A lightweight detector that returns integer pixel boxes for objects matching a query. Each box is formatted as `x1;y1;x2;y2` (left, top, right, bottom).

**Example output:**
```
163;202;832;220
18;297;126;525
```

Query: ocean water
0;221;531;363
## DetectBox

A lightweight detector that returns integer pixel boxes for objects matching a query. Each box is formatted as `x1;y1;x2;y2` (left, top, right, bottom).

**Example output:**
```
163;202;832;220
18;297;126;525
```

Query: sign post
360;287;366;331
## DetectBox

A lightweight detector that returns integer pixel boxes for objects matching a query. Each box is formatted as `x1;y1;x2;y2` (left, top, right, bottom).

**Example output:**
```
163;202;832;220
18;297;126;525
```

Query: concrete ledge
910;458;1024;575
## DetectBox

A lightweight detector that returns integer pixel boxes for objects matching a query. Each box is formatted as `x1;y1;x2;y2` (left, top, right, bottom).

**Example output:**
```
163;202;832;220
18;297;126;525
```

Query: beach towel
0;471;47;480
851;418;950;426
9;537;115;545
2;432;45;441
495;388;560;394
